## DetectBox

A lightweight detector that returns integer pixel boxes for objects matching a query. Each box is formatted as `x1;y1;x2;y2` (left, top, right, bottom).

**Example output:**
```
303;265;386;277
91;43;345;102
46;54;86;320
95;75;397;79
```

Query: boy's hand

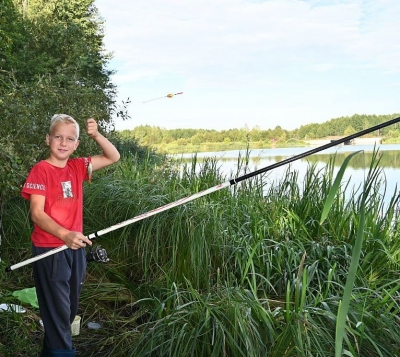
63;231;92;250
86;118;99;138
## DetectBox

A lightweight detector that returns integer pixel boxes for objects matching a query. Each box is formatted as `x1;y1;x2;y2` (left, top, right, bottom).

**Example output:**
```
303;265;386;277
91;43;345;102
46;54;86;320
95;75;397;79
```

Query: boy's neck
45;157;68;168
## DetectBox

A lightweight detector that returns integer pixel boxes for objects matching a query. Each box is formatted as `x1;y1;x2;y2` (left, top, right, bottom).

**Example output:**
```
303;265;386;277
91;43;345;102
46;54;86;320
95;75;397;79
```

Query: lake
175;143;400;205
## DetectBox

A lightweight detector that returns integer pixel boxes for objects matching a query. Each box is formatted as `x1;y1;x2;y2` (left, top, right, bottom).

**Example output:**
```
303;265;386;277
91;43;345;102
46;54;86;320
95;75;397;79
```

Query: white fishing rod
6;116;400;272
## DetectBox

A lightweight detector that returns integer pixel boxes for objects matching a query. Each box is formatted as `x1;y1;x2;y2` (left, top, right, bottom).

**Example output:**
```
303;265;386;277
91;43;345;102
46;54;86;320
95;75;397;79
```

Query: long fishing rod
6;116;400;272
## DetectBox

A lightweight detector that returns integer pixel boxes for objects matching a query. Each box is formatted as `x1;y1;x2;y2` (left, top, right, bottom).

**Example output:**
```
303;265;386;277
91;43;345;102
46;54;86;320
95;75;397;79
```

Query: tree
191;134;204;145
0;0;26;74
0;0;118;202
305;131;316;139
344;125;356;136
8;0;113;88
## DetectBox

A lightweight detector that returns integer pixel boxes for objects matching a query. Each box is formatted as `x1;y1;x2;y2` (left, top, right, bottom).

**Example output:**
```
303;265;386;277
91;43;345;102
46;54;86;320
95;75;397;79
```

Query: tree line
118;113;400;147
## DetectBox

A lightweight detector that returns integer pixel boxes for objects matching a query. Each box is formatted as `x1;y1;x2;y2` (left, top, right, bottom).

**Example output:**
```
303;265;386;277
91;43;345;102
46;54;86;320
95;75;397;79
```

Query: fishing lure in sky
143;92;183;103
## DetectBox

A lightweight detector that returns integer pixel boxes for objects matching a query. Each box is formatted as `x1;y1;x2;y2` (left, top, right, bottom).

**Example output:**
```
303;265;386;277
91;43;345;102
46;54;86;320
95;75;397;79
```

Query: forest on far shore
116;113;400;153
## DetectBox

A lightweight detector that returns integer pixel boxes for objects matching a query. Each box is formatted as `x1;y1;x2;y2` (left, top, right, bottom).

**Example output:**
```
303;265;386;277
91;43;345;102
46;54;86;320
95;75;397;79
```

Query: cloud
99;0;399;77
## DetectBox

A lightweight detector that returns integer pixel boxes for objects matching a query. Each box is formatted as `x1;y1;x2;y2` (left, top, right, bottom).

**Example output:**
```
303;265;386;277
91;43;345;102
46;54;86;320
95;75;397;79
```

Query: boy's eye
52;136;75;141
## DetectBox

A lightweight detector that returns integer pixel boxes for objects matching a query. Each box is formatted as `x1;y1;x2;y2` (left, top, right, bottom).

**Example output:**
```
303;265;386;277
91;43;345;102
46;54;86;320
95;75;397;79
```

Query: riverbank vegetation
2;151;400;356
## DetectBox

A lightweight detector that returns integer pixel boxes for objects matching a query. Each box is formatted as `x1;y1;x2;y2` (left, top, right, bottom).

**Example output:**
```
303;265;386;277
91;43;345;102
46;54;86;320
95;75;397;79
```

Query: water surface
174;144;400;204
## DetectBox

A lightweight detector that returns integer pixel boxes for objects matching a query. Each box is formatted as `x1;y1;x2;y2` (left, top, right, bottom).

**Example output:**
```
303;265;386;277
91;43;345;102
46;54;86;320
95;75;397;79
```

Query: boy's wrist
91;132;102;140
58;229;71;242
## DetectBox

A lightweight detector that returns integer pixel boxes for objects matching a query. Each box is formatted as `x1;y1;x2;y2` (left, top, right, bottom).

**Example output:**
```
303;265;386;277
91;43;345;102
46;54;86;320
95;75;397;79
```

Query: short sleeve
21;164;47;200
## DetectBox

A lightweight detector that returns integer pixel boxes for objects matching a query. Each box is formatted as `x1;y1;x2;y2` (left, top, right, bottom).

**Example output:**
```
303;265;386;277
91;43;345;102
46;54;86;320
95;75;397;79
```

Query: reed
1;149;400;356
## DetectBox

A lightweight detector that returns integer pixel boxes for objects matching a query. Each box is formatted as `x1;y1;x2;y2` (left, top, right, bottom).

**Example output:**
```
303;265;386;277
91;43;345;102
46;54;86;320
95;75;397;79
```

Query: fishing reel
86;245;109;263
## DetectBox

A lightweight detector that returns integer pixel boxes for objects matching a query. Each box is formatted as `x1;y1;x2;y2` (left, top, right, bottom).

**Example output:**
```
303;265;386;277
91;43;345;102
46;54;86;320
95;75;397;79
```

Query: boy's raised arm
86;118;120;171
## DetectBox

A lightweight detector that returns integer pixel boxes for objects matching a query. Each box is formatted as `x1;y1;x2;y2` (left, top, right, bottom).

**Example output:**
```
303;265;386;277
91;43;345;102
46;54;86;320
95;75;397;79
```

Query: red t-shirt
21;158;90;247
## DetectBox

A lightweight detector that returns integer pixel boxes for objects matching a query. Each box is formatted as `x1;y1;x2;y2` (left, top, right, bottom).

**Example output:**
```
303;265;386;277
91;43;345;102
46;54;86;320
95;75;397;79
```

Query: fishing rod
6;116;400;272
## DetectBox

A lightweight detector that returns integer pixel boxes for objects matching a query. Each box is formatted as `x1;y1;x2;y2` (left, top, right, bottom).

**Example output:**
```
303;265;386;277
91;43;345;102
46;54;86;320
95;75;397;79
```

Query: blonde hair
50;114;80;138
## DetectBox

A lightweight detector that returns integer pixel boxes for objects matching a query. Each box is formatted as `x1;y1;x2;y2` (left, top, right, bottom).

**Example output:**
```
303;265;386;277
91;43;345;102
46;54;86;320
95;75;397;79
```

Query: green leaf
335;199;366;356
320;150;363;225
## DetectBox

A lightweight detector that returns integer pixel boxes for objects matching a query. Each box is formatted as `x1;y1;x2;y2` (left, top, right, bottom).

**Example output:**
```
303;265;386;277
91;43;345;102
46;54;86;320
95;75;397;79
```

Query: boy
21;114;120;356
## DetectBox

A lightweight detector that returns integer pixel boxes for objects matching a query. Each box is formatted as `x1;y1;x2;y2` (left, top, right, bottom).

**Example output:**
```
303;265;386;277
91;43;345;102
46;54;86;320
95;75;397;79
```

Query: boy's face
46;122;80;163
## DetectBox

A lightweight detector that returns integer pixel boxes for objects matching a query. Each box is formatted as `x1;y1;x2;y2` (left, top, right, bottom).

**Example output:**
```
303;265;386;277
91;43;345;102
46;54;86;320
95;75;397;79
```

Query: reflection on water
173;144;400;204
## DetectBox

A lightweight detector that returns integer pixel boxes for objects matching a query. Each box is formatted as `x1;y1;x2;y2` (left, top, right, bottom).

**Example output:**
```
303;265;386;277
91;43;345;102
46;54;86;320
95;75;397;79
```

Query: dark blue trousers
32;245;86;354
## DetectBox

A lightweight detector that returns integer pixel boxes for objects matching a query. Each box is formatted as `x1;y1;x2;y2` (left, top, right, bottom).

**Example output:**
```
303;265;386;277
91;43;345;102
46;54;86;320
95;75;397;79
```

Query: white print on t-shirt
61;181;73;198
23;182;46;191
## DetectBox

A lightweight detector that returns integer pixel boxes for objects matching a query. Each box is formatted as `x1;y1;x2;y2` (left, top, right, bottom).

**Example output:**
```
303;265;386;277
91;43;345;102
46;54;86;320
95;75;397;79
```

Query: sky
94;0;400;132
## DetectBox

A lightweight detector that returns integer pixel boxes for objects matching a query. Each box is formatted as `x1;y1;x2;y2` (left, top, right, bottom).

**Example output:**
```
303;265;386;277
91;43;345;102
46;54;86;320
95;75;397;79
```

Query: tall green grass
1;149;400;356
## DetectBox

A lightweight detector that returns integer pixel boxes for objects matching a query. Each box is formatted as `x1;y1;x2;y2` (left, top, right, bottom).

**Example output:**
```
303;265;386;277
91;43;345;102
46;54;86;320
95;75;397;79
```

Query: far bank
150;137;400;155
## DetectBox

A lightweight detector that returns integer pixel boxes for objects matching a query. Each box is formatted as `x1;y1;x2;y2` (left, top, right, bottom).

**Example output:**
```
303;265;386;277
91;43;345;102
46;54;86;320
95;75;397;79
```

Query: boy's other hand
86;118;99;138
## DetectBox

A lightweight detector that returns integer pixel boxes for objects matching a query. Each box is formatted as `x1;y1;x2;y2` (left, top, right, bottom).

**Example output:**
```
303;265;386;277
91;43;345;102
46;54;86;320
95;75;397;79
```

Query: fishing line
143;92;183;103
5;116;400;272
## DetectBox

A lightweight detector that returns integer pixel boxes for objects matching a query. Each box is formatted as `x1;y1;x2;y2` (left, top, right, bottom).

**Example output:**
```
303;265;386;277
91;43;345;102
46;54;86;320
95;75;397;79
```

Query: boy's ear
74;140;80;150
45;134;50;145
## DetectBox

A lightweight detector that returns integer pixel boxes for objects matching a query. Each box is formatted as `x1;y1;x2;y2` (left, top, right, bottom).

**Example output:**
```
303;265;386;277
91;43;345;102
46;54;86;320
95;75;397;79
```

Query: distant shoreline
152;137;400;155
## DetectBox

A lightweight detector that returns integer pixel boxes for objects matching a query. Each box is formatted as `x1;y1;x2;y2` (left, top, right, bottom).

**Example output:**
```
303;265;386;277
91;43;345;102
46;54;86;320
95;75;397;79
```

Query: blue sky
95;0;400;131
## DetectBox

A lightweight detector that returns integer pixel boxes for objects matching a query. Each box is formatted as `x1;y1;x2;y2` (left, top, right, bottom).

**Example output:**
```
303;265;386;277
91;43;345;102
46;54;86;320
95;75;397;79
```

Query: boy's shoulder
29;160;47;172
68;157;89;167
